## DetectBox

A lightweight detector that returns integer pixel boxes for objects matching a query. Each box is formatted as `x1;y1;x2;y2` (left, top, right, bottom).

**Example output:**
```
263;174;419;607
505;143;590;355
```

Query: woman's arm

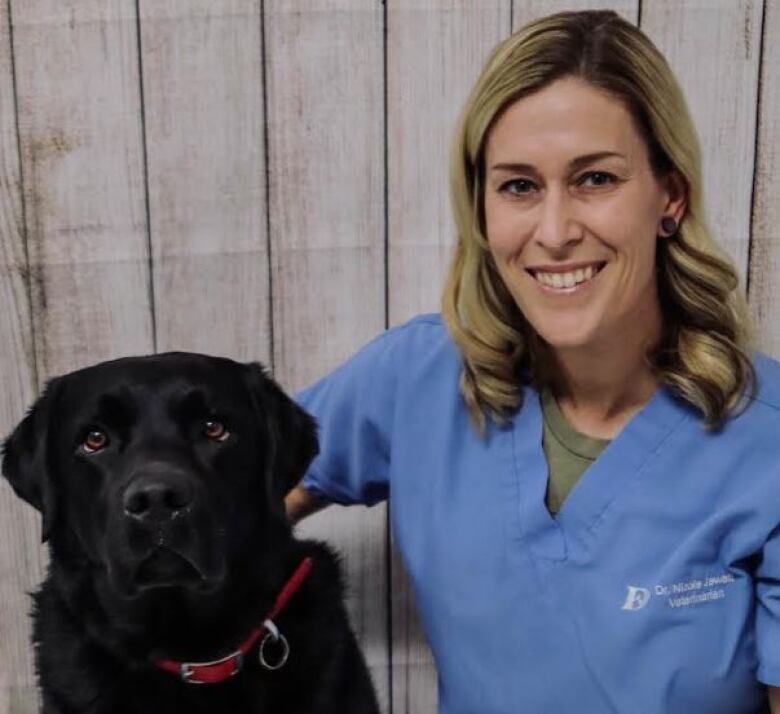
769;686;780;712
285;484;329;524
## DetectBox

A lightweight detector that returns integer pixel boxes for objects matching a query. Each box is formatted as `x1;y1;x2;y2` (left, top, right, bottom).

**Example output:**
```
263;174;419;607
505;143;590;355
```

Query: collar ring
258;620;289;671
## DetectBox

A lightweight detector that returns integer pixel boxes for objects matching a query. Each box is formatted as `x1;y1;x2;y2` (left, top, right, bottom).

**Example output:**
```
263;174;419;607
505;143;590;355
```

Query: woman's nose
535;188;582;251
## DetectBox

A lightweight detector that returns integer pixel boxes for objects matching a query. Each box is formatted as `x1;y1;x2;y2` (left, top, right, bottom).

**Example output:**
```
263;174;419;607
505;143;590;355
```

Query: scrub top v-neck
540;386;611;515
515;380;685;561
297;313;780;714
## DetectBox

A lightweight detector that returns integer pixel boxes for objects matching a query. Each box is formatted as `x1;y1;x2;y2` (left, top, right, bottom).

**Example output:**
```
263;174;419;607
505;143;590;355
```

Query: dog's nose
123;477;194;521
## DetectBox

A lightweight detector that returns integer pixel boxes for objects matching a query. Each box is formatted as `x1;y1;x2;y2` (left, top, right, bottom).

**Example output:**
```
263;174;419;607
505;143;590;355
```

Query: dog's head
1;353;317;600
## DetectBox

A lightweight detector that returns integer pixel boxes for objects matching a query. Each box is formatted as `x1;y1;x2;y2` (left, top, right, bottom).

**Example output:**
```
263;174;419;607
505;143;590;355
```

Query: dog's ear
2;378;62;542
243;363;319;511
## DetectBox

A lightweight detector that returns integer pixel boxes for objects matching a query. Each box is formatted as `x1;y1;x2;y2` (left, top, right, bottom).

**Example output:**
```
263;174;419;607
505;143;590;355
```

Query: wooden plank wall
0;2;777;712
0;2;38;711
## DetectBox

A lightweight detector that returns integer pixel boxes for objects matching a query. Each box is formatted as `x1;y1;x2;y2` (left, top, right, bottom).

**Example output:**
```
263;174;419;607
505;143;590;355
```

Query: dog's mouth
134;547;207;591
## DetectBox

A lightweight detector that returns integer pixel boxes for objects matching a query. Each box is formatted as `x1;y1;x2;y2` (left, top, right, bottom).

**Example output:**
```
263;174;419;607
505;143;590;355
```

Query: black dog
2;353;379;713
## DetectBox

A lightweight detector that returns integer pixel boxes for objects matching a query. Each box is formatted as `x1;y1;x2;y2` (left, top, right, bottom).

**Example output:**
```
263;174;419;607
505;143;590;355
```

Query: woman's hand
285;484;328;524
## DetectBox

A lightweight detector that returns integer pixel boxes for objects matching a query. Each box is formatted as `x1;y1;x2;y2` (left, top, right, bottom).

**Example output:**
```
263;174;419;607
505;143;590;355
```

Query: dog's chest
91;668;302;714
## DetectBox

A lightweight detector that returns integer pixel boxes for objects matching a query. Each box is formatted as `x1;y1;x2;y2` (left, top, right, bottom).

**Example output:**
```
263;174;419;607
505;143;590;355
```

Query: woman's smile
526;262;607;293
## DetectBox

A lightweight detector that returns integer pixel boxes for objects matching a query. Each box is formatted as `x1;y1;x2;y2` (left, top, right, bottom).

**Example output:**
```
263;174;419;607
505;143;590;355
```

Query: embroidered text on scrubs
622;572;737;611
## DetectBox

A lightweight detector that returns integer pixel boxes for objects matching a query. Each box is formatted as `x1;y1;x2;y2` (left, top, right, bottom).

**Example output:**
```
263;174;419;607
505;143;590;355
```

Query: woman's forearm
285;484;329;524
769;686;780;712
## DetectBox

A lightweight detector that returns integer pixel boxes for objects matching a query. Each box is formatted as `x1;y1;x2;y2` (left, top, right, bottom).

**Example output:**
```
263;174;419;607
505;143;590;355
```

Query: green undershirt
540;388;612;516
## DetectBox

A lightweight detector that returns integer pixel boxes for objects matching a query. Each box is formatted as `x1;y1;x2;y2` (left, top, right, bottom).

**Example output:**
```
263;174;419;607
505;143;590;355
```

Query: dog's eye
204;419;229;442
82;430;109;453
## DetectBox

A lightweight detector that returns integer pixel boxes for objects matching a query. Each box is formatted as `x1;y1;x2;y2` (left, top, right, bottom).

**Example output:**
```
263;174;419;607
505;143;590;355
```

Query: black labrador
2;353;379;714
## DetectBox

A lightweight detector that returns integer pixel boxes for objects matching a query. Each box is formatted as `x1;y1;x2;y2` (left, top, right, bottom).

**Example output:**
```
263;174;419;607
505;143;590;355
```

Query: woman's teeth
533;265;600;288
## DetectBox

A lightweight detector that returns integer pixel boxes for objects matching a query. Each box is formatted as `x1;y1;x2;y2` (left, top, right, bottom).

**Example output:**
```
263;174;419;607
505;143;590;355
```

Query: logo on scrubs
621;586;651;611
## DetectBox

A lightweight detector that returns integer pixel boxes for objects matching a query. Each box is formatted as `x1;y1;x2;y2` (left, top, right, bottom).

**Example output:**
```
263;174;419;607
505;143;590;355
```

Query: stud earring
660;216;678;235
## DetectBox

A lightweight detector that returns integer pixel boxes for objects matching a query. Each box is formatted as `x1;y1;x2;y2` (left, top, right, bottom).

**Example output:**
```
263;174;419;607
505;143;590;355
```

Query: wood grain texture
139;0;271;362
12;0;153;382
387;1;509;327
0;3;42;712
263;1;388;709
749;0;780;358
641;0;763;282
265;1;386;389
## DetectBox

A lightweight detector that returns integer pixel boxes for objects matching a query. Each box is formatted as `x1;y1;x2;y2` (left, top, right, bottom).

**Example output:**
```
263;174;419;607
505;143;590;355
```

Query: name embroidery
621;573;736;611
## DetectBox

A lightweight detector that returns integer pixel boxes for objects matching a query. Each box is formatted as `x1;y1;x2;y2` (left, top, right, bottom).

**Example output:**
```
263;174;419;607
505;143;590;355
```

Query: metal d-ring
258;619;289;671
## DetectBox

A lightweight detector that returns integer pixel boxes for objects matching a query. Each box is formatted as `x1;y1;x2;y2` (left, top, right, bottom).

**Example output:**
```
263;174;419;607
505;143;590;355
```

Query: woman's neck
548;321;662;440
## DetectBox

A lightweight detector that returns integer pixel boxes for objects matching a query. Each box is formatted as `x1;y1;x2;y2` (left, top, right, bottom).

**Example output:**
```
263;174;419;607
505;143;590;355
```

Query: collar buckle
179;651;244;684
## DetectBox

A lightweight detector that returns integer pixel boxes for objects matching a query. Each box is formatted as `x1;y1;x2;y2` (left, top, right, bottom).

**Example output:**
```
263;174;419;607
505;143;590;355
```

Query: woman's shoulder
362;312;455;363
299;313;458;397
728;353;780;453
383;312;448;341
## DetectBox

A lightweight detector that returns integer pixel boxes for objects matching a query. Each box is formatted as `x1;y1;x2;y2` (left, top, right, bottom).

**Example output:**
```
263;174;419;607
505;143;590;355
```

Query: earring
660;216;678;235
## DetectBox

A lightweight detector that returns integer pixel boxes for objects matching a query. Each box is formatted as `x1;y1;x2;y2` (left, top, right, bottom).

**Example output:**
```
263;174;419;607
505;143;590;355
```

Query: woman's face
483;76;685;354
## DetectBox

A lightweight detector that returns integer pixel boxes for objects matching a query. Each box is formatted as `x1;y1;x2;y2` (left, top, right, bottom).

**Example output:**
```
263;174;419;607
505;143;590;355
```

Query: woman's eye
204;419;230;442
82;430;109;454
501;178;537;196
578;171;616;187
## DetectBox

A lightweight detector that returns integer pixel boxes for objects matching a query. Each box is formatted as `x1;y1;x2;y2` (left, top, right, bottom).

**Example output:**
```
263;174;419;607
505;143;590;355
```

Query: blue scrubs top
296;314;780;714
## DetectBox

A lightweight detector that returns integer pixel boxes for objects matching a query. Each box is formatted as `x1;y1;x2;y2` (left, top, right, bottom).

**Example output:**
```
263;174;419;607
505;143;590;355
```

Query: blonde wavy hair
442;9;755;433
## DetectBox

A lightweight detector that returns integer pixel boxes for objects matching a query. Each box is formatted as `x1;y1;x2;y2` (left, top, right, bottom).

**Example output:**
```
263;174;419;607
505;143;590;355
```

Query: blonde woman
287;10;780;713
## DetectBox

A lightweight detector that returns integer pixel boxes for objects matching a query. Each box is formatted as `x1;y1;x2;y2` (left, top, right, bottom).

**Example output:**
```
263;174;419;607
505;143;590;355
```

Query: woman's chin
533;324;601;353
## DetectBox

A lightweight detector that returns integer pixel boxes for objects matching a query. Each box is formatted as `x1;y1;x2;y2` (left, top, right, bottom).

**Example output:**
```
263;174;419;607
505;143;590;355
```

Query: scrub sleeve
296;327;400;507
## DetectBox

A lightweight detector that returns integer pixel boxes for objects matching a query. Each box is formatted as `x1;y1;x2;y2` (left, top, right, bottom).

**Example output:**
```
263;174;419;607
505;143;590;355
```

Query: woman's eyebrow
489;151;626;174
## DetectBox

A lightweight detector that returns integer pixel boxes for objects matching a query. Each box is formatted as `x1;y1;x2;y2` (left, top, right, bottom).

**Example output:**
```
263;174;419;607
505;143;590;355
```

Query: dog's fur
2;353;379;713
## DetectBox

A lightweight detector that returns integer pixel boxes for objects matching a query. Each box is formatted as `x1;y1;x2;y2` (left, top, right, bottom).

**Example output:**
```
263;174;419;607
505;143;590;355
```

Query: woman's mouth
527;262;606;291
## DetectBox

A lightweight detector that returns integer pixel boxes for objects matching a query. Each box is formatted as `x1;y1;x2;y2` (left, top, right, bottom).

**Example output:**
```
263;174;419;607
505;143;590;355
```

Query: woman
286;10;780;713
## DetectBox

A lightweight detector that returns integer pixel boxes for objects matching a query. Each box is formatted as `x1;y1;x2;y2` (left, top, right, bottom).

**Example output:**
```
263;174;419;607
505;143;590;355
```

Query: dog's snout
122;477;194;521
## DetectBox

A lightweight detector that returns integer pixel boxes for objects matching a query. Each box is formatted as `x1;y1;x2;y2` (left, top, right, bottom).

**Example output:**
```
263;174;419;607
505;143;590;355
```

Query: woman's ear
659;170;688;234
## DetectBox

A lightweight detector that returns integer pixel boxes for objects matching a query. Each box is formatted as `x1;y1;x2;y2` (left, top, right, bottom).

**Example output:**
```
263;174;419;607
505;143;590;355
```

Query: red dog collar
155;557;313;684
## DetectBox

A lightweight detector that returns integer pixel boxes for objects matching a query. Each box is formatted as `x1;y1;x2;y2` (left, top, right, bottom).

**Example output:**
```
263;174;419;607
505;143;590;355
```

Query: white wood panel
0;3;42;711
388;1;509;327
12;0;153;382
641;0;763;282
139;1;271;362
263;1;388;709
387;4;510;711
749;0;780;358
